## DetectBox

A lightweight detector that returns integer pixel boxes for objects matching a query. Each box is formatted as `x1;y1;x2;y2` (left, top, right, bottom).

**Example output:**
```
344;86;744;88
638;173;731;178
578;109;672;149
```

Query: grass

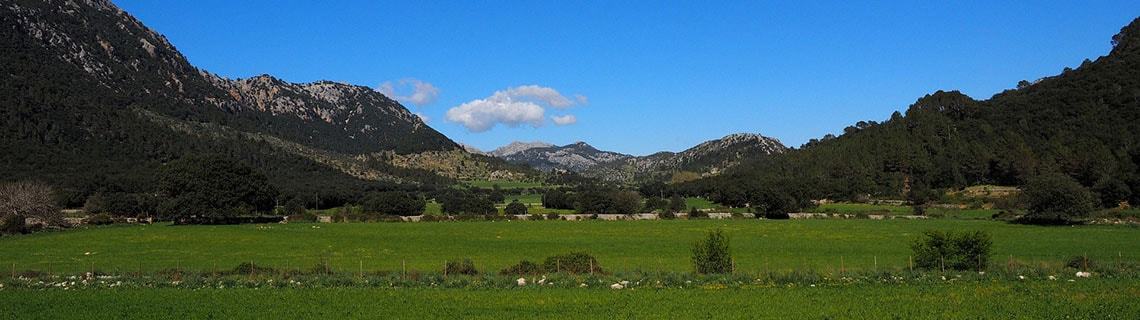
684;197;718;210
812;202;914;215
0;219;1136;274
502;193;542;205
2;281;1137;319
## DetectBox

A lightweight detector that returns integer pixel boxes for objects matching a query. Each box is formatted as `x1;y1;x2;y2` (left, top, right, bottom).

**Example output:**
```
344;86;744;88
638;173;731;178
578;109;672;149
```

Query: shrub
231;262;276;275
1017;174;1095;225
157;155;277;223
0;182;62;228
1;214;26;235
86;213;114;225
504;201;528;215
444;259;478;275
541;190;576;210
282;198;307;216
668;194;686;213
763;210;790;219
543;252;601;274
528;213;544;221
692;229;733;274
500;260;544;275
912;204;927;216
1065;256;1096;270
545;213;560;220
659;211;676;220
362;191;425;216
911;230;992;271
688;207;707;219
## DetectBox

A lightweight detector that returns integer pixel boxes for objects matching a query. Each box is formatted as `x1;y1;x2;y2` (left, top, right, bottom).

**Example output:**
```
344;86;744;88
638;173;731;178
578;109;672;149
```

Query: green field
2;281;1136;319
0;220;1136;274
811;202;915;215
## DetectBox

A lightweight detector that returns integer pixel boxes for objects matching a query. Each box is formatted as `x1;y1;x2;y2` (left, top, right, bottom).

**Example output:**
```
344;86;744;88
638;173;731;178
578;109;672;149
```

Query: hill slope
687;17;1140;205
0;0;525;205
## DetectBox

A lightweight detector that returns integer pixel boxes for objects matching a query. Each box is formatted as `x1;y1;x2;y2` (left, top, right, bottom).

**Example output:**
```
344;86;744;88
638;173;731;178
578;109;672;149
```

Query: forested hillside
0;0;522;207
683;18;1140;208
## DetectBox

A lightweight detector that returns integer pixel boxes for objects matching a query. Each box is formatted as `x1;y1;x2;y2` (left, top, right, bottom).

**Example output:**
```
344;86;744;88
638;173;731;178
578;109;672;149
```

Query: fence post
873;256;877;271
908;255;913;271
589;259;594;275
940;255;945;273
402;260;406;280
359;260;363;279
11;263;15;279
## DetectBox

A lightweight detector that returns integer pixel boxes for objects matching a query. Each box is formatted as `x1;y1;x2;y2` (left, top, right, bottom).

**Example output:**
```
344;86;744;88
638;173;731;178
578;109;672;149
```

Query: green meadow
0;219;1135;274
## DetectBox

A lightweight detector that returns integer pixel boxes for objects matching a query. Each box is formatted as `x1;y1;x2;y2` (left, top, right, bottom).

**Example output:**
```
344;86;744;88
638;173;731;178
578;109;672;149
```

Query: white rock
1017;275;1025;280
1048;275;1057;280
1076;271;1092;278
619;280;629;285
516;277;527;286
610;283;624;290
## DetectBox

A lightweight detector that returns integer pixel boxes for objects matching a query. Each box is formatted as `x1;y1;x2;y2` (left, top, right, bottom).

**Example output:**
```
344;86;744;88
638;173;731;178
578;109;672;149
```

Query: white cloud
574;94;589;105
446;85;586;132
551;115;577;126
377;78;440;106
445;99;545;132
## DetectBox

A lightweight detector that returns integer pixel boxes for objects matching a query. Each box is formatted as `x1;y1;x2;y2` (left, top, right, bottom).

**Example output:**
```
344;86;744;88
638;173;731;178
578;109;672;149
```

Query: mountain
684;17;1140;206
585;133;787;182
0;0;527;206
495;142;631;172
489;141;555;157
487;133;786;182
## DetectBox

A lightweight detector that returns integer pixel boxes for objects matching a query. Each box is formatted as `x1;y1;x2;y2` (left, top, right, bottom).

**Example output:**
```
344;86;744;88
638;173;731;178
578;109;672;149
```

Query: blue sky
114;0;1140;155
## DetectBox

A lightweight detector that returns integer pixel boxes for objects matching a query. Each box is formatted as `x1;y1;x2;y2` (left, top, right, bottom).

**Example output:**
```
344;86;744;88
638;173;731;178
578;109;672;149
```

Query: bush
444;259;478;275
1;215;26;235
282;198;307;216
688;207;707;219
504;201;527;215
158;155;278;223
912;204;927;216
1018;174;1095;225
439;192;497;215
1065;256;1096;270
659;211;676;220
0;182;62;228
545;213;560;220
362;191;425;216
692;229;733;274
541;190;576;210
500;260;543;275
231;262;276;275
86;213;114;225
911;230;992;271
543;252;601;274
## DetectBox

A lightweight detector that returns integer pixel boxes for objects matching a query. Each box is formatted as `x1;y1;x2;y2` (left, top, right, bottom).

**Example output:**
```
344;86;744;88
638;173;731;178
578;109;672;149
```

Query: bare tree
0;182;63;229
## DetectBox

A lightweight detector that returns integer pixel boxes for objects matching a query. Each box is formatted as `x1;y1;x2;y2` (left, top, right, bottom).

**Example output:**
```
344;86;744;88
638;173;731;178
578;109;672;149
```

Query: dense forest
681;18;1140;210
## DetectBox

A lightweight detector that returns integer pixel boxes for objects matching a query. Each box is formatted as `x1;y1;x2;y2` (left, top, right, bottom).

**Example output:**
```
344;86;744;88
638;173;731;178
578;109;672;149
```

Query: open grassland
0;220;1136;274
2;281;1137;319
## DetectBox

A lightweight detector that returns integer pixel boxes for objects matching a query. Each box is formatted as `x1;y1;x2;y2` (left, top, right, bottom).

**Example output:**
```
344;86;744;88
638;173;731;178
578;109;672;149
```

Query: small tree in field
1018;174;1095;225
1;182;63;234
692;229;732;274
911;230;992;271
504;200;527;215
